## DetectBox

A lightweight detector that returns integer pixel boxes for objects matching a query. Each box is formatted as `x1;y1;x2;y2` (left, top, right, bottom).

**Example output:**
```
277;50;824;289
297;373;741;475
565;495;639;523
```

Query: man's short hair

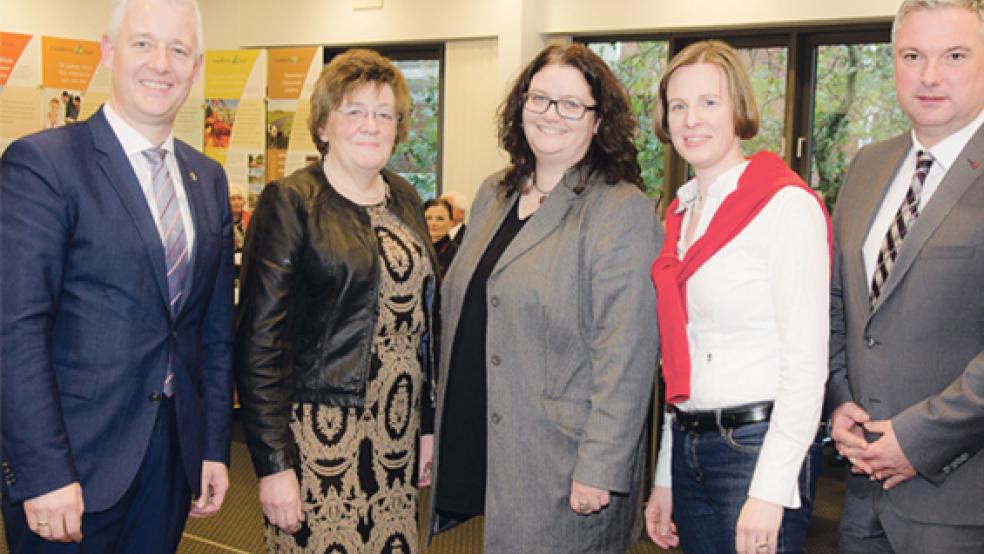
107;0;204;56
893;0;984;43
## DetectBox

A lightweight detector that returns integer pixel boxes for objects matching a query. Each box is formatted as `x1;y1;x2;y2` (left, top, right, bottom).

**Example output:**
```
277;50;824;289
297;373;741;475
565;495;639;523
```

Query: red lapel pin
970;159;980;170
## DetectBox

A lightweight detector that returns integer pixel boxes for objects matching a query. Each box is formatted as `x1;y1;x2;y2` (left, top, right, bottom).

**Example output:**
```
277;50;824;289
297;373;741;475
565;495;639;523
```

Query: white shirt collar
674;160;750;214
103;102;176;158
911;106;984;173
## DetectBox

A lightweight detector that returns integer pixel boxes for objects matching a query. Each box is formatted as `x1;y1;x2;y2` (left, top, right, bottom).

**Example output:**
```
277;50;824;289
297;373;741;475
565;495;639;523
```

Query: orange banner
41;36;101;91
267;47;317;100
1;33;33;87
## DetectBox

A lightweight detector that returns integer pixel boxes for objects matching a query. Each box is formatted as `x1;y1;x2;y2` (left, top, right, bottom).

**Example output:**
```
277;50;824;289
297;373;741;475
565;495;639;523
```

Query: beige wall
443;38;506;203
4;0;903;202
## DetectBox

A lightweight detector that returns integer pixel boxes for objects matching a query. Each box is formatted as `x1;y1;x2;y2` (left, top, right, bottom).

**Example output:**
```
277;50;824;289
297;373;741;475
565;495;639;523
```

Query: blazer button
865;337;876;348
490;355;501;366
148;392;162;403
491;413;501;424
490;296;500;307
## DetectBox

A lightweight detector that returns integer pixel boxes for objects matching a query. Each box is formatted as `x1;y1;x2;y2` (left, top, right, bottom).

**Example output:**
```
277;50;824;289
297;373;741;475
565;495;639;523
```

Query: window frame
576;22;894;211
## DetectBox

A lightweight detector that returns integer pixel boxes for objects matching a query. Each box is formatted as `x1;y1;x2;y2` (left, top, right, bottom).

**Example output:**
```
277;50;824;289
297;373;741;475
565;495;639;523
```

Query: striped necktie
870;150;933;306
143;147;189;395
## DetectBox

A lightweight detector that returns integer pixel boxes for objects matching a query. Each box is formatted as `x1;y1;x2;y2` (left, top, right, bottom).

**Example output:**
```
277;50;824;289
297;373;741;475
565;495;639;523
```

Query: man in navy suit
1;0;232;550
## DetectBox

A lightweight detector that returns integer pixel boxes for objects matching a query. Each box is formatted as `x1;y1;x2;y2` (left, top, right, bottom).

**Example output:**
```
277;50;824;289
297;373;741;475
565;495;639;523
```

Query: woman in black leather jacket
235;49;438;553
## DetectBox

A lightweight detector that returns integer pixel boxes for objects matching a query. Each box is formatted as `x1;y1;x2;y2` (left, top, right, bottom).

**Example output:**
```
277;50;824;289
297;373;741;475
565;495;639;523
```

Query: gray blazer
427;167;662;553
827;126;984;525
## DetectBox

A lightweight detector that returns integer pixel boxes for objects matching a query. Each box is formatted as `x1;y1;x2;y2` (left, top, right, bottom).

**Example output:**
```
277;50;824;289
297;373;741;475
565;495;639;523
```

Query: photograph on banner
205;97;237;154
265;98;296;183
40;89;85;128
40;36;100;124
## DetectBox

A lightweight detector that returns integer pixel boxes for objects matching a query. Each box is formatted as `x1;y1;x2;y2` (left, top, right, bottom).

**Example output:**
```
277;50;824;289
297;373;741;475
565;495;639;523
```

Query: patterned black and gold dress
267;203;432;553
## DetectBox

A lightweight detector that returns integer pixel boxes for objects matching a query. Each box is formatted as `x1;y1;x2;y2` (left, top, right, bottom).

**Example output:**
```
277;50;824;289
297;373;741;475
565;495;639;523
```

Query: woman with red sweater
645;40;831;554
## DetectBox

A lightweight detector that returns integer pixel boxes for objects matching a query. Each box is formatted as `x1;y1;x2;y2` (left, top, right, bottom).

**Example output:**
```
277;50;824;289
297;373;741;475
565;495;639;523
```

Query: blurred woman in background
423;197;458;280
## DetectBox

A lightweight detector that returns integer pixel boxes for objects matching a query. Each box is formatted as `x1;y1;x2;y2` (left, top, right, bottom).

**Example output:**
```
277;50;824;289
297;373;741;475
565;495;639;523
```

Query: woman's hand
735;497;783;554
644;486;679;549
258;469;304;534
569;480;610;515
418;434;434;487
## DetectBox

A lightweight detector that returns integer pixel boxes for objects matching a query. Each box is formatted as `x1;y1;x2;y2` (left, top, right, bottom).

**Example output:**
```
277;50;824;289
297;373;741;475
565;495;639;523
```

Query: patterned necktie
143;147;189;396
870;150;933;306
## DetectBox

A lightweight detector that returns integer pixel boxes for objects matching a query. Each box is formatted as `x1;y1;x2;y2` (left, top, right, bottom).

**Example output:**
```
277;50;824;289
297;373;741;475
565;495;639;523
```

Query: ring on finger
578;500;591;513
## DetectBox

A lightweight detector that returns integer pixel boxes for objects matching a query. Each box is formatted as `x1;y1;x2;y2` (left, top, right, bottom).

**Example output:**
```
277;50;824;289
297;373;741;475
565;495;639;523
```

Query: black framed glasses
522;92;596;121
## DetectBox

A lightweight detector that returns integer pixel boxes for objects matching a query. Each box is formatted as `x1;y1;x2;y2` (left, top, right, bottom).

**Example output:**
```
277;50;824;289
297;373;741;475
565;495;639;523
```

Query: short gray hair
892;0;984;43
108;0;204;56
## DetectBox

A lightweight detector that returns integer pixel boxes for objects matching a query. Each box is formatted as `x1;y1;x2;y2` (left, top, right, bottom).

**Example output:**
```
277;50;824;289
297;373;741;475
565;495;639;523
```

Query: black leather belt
672;401;773;434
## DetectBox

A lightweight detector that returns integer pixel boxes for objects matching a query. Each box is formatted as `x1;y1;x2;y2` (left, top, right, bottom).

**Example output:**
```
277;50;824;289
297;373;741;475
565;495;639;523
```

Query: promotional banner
0;32;40;153
266;46;322;189
40;36;101;130
205;49;266;207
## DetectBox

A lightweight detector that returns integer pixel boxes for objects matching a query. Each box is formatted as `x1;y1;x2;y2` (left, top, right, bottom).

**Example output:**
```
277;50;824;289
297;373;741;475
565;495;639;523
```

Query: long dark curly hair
498;44;642;195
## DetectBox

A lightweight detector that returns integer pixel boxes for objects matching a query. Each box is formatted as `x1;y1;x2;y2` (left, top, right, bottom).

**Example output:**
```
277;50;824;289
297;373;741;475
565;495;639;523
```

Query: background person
229;183;250;255
645;40;831;554
827;1;984;552
440;190;469;245
427;43;661;553
423;197;458;280
235;48;438;553
1;0;233;550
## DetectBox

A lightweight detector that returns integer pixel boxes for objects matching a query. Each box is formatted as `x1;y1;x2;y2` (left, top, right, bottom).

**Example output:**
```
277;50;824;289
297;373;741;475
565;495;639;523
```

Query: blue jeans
671;420;822;554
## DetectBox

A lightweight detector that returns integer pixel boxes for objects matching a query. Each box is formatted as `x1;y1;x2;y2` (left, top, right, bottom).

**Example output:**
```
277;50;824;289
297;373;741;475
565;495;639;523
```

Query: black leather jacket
234;162;437;476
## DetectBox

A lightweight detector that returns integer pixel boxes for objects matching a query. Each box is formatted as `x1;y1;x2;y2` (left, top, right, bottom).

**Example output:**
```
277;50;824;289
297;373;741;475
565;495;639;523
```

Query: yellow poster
204;49;266;202
205;50;262;99
268;47;318;100
41;36;100;91
266;47;322;183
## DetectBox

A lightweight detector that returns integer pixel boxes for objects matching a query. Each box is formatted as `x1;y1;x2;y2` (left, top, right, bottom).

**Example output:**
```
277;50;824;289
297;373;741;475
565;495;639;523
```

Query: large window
581;25;909;212
588;40;669;201
325;46;444;199
807;39;908;209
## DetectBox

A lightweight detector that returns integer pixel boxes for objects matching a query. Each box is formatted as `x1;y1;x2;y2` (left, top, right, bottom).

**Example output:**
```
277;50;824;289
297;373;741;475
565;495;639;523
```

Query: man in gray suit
827;1;984;552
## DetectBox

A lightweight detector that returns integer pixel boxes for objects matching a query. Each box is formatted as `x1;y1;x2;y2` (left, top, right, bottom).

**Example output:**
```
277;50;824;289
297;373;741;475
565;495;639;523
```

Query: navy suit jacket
0;108;233;512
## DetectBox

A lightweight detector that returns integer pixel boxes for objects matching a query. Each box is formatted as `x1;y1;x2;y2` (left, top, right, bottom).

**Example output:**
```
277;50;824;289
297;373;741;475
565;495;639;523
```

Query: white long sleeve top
653;161;830;509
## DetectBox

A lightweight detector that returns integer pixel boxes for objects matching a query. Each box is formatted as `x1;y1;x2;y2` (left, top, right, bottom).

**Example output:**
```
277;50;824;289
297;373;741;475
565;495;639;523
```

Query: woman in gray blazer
427;44;662;553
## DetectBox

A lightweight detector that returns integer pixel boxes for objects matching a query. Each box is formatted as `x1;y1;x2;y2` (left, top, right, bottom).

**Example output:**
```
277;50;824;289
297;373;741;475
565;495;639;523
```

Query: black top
433;234;458;281
435;198;528;516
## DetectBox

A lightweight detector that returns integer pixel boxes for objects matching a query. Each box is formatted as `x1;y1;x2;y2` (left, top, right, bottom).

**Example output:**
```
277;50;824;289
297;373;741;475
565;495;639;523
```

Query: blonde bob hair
654;39;759;144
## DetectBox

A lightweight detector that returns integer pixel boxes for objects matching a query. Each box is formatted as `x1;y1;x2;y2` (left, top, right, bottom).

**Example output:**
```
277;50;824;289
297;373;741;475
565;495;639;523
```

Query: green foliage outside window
390;59;441;199
589;41;668;202
811;44;909;211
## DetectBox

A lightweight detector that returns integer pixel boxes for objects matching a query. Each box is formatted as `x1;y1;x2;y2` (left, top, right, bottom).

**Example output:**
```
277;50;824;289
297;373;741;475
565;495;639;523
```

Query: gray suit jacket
428;167;662;553
827;126;984;525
